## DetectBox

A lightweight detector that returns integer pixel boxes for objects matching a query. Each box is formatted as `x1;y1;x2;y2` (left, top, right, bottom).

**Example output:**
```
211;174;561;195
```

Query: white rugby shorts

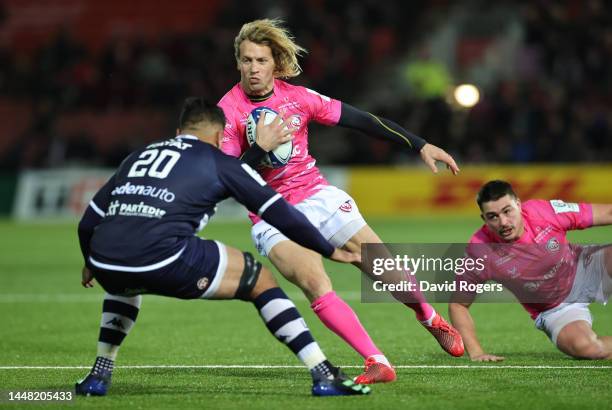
251;185;366;257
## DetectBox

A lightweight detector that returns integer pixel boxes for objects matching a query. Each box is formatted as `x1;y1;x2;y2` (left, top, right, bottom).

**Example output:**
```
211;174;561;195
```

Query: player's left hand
419;143;460;175
470;353;505;362
329;248;361;264
81;266;94;288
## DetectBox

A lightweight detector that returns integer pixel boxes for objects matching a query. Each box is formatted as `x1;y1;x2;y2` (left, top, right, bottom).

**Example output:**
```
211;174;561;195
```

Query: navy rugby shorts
91;236;226;299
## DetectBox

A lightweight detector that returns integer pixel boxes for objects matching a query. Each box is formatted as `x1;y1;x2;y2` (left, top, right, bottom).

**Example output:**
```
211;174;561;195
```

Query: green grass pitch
0;217;610;409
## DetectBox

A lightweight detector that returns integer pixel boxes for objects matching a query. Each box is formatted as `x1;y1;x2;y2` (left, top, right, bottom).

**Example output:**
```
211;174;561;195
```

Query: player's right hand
470;353;505;362
329;248;361;264
256;109;295;152
81;266;94;288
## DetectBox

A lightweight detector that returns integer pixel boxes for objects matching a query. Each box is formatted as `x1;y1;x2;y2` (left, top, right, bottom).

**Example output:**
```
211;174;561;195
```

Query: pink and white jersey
218;79;341;223
464;199;593;319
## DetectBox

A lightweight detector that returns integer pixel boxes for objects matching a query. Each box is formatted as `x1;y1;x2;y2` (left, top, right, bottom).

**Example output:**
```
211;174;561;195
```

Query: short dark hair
178;97;226;131
476;180;518;210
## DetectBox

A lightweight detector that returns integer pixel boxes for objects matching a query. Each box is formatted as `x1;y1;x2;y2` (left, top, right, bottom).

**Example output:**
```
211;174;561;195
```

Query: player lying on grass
75;97;371;397
449;180;612;361
218;19;464;384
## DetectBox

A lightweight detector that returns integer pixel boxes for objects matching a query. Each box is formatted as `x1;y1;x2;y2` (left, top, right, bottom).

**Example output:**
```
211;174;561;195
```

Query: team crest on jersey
289;115;301;128
546;238;560;252
197;277;209;290
523;281;540;292
339;200;352;213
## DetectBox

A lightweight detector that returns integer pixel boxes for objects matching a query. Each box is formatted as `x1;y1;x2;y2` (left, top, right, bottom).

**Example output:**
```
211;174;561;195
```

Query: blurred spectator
0;0;610;169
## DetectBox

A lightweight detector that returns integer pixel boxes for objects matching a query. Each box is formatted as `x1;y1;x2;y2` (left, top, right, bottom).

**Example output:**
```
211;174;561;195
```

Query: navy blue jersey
86;135;291;270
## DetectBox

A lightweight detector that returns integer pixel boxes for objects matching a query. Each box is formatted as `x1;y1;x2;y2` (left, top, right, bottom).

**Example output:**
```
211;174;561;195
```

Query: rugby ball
245;107;293;168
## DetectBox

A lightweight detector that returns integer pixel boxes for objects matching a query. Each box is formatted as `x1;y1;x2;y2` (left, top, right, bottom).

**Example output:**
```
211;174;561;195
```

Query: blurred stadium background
0;1;610;408
0;0;610;219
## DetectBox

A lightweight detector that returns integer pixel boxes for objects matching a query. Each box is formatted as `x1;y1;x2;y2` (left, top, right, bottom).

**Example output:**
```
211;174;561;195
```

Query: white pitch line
0;292;361;303
0;365;610;370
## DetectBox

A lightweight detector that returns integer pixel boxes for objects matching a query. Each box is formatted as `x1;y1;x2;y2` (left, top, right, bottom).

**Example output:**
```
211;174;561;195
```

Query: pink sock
405;302;435;322
311;291;382;359
399;270;435;321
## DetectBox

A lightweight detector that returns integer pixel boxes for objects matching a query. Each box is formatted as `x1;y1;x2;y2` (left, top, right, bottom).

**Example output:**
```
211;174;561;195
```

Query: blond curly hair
234;19;306;78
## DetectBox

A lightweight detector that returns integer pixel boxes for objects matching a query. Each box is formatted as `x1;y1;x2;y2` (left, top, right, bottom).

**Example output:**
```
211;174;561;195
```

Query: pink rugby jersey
463;199;593;319
218;79;342;223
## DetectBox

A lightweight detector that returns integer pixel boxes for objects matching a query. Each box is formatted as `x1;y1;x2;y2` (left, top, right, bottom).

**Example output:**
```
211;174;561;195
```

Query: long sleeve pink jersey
464;199;593;319
218;79;341;224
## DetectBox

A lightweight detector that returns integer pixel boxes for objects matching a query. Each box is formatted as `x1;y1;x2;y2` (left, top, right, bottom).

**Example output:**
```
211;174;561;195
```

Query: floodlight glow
454;84;480;108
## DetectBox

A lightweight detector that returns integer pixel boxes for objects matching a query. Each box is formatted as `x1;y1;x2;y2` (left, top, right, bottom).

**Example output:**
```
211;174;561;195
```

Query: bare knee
269;245;332;301
299;270;332;301
559;335;608;360
249;267;278;300
569;339;607;360
285;260;332;301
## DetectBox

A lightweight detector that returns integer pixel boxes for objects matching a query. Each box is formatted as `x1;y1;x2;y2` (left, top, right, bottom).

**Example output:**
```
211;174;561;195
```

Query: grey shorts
535;246;609;345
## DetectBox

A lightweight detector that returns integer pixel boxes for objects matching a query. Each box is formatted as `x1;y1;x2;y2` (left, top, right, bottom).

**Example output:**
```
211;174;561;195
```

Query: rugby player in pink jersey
450;180;612;361
218;19;464;383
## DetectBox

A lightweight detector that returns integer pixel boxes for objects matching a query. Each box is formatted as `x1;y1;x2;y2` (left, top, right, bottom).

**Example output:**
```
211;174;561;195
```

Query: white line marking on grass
0;294;102;303
396;365;612;369
0;292;361;303
1;365;610;370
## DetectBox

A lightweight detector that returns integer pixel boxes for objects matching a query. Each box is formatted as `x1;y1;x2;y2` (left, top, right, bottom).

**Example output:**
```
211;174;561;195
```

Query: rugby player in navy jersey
75;97;370;397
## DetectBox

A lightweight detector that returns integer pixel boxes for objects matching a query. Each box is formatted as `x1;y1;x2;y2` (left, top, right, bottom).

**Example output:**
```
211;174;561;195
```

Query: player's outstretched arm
216;155;360;263
259;196;361;263
592;204;612;226
449;302;505;362
260;198;361;264
337;102;459;174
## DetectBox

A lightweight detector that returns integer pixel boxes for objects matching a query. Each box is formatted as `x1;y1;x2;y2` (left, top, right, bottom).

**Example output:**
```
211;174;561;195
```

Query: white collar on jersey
176;134;199;140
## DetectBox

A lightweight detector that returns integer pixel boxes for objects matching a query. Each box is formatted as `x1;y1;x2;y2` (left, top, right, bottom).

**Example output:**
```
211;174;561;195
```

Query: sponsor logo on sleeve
550;199;579;214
